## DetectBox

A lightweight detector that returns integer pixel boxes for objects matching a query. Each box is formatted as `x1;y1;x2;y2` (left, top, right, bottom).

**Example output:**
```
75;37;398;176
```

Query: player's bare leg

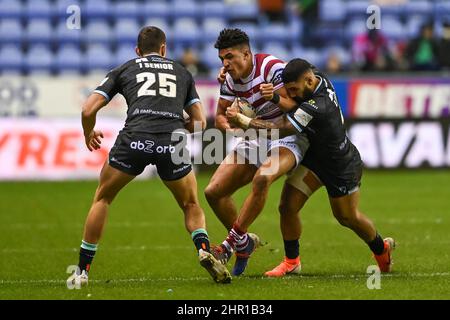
68;162;135;287
83;163;135;243
164;170;231;283
329;191;395;272
204;151;258;230
265;170;322;277
214;148;296;275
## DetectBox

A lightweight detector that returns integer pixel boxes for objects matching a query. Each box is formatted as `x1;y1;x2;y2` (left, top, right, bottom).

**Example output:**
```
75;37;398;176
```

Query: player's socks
223;223;248;253
78;240;97;274
284;239;299;259
192;228;211;252
367;233;385;255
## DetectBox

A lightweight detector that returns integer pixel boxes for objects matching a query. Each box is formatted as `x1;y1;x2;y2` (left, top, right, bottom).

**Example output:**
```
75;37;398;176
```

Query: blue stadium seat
201;44;221;69
381;17;405;40
142;2;169;19
320;0;345;22
405;0;433;16
260;23;291;44
345;19;367;40
144;18;171;37
115;44;137;66
55;45;82;73
0;0;22;19
25;45;54;74
55;0;81;18
172;0;200;19
201;1;226;19
0;19;23;45
113;1;139;20
202;18;227;43
260;43;290;62
292;47;325;68
435;1;450;19
84;21;113;45
0;45;23;72
83;0;112;19
25;19;53;44
85;45;115;72
115;19;140;44
55;20;82;44
227;1;258;22
24;0;53;20
345;0;370;18
172;19;201;45
230;23;258;43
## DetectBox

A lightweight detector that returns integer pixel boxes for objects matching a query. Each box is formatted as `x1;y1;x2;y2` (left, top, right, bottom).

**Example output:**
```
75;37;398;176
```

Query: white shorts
233;134;309;169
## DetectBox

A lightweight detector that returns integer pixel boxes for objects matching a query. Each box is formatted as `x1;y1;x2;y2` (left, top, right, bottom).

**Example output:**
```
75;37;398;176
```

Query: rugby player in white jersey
204;28;310;276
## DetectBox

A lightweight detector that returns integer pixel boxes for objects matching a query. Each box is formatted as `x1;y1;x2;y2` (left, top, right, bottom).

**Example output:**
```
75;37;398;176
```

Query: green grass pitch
0;170;449;300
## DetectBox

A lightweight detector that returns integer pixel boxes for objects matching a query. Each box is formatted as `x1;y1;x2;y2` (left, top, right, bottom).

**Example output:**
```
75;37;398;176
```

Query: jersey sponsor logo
130;140;175;154
293;108;313;127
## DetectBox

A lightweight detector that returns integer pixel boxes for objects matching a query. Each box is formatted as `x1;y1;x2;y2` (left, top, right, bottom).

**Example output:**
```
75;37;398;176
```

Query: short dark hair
137;26;166;55
282;58;314;84
214;28;250;50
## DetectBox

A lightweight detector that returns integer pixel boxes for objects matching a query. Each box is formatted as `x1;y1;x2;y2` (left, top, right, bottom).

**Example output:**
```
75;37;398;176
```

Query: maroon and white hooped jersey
219;53;286;121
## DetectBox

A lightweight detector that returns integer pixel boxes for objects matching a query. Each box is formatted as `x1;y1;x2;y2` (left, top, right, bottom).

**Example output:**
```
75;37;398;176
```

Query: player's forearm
81;111;97;137
81;93;106;136
249;118;293;139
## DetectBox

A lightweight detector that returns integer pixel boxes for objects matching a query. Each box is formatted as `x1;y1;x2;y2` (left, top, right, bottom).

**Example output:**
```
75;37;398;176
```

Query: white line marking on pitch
1;273;449;286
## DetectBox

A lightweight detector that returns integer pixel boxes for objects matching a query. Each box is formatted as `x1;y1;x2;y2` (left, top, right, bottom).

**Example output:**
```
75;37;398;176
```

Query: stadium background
1;0;450;300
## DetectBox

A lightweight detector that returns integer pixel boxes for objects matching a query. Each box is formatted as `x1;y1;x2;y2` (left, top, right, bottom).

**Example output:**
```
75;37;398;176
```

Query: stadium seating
0;0;445;75
25;19;53;44
55;45;82;73
0;45;23;72
25;45;54;74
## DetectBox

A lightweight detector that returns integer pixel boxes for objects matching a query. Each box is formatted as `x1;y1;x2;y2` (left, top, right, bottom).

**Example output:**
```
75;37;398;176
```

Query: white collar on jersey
313;75;324;94
143;53;163;57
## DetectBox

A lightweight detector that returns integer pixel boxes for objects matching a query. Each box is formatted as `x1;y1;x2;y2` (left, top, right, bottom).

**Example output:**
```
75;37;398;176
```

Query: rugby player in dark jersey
225;58;395;276
67;26;231;286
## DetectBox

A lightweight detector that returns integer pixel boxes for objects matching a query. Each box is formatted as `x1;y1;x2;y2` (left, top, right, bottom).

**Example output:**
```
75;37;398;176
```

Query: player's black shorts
108;131;192;181
302;147;363;198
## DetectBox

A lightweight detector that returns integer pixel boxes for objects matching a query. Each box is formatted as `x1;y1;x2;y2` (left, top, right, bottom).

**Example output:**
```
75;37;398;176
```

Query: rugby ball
235;98;257;118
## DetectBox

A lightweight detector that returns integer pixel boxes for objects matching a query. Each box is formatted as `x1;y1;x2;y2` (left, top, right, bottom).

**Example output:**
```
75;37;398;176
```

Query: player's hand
84;130;104;152
226;104;239;122
260;83;274;101
217;67;226;84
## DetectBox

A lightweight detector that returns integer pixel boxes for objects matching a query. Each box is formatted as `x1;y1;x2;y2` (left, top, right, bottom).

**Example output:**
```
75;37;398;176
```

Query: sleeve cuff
184;98;201;108
93;90;110;102
287;114;303;133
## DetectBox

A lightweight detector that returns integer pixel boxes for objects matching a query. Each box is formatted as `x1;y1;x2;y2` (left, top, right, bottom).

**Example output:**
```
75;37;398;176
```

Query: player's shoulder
309;72;336;112
255;53;285;82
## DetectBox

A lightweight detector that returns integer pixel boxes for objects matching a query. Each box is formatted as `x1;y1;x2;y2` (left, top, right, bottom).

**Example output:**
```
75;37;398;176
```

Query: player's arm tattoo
249;116;296;138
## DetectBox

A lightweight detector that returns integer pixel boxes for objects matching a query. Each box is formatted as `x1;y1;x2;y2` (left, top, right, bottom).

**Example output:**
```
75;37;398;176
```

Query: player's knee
94;186;116;204
252;174;271;194
204;184;220;202
180;201;201;213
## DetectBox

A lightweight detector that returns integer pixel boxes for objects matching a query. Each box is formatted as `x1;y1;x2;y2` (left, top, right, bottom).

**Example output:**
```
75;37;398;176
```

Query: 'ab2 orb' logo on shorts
130;140;175;154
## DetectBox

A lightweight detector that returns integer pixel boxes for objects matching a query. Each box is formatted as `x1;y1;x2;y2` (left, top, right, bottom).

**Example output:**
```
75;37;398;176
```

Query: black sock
368;233;385;255
79;247;96;273
284;239;299;259
192;229;211;252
